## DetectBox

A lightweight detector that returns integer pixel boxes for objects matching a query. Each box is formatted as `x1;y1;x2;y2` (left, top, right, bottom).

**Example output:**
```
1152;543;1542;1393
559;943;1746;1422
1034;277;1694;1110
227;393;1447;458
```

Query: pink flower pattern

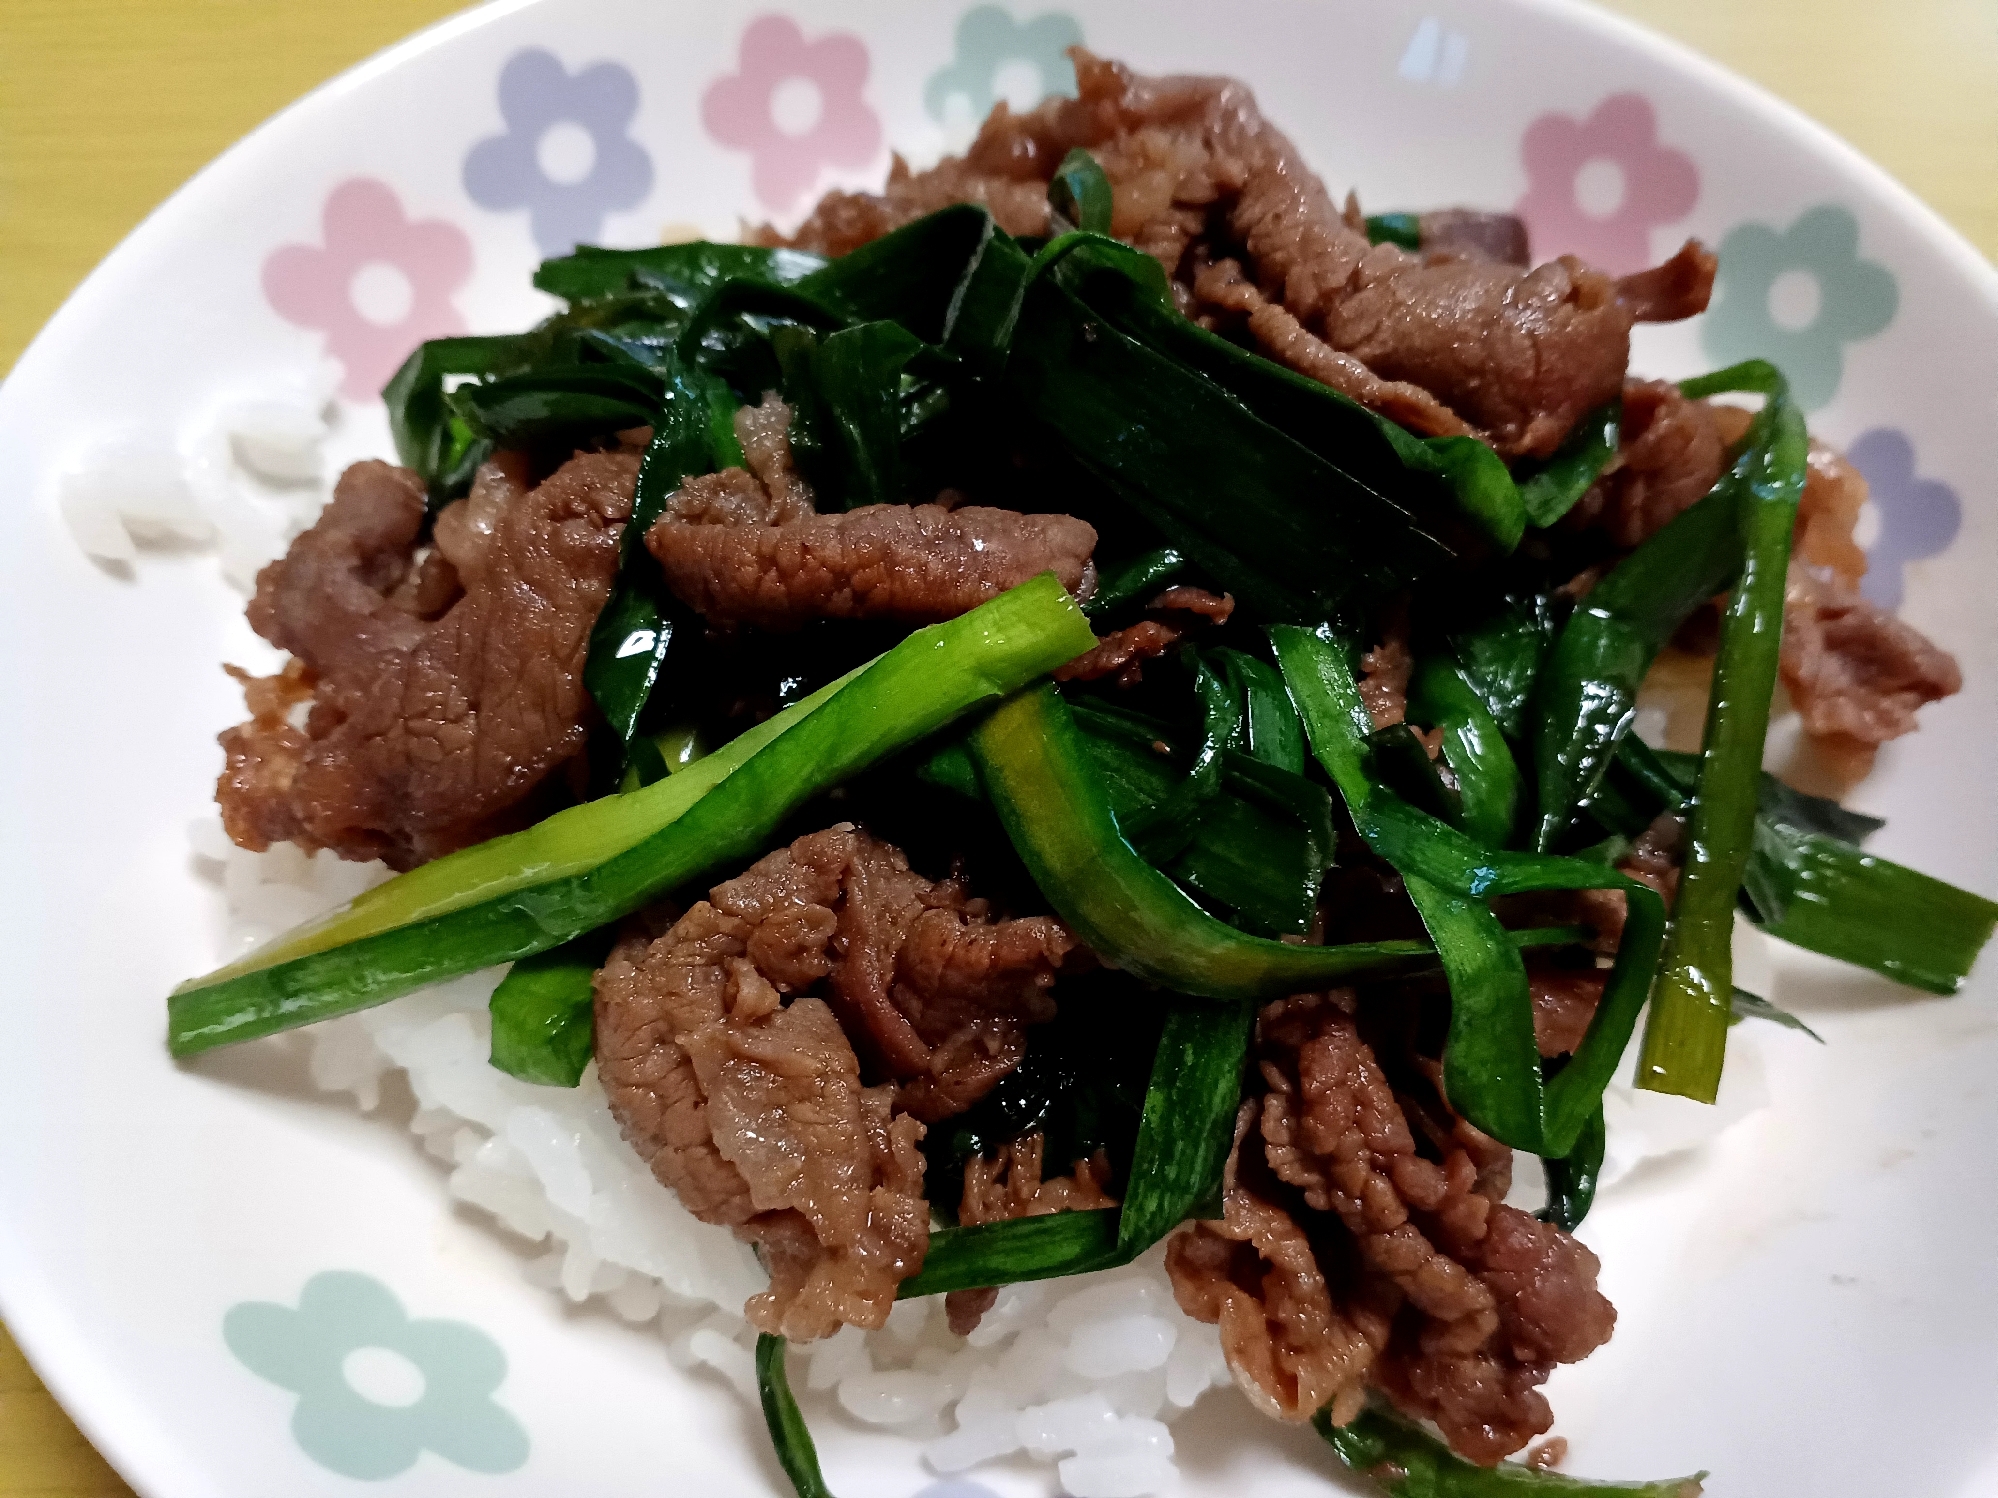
701;15;882;214
262;179;475;400
1514;94;1698;274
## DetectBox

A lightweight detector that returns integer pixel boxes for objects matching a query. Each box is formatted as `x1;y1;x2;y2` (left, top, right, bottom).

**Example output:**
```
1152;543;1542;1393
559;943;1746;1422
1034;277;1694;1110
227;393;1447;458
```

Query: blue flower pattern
1700;204;1897;412
464;49;654;256
224;1271;529;1480
925;6;1083;124
1845;427;1962;611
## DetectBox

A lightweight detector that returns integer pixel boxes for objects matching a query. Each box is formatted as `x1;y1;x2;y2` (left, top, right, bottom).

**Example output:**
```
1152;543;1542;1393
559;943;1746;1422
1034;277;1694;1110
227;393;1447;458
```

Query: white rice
102;395;1771;1493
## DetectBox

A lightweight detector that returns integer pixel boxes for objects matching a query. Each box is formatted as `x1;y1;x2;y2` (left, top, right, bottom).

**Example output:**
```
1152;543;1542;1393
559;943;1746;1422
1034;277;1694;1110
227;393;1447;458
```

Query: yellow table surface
0;0;1992;1491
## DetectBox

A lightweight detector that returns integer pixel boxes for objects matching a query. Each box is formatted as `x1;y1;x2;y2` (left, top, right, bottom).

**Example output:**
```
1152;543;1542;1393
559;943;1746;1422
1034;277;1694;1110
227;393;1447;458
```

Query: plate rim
1;2;1992;1493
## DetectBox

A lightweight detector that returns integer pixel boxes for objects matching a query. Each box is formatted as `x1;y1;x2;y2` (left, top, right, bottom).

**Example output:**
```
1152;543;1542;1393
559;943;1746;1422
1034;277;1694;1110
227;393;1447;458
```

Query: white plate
1;1;1993;1494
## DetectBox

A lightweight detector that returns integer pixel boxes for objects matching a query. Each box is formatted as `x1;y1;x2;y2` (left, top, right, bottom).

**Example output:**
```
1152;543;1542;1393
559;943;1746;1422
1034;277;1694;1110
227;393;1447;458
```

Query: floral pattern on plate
924;5;1083;129
261;179;472;400
1701;203;1898;411
463;48;655;256
1845;427;1963;611
224;1271;529;1480
702;15;881;215
1514;93;1698;273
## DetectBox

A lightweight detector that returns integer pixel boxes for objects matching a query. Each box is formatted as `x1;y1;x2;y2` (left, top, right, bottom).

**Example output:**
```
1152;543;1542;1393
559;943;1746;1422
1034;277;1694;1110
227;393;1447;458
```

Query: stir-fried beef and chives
171;50;1990;1497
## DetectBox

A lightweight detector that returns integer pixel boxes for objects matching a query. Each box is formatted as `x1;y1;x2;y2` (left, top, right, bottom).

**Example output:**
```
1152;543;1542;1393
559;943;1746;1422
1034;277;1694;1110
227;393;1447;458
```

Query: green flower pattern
925;5;1082;124
224;1271;529;1480
1701;203;1897;411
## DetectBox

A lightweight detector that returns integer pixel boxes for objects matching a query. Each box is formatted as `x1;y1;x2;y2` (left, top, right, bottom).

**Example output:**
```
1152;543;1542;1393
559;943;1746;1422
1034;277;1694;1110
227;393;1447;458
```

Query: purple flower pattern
464;49;654;255
1845;428;1962;611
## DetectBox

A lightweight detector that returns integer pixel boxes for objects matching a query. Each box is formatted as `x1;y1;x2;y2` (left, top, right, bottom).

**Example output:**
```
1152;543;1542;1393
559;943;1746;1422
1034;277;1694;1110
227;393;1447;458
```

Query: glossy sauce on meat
218;450;638;869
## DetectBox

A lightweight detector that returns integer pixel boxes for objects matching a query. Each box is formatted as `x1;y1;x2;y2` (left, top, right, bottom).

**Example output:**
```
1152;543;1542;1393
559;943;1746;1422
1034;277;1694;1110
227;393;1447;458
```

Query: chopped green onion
967;686;1505;1003
533;242;823;307
1084;547;1186;619
1317;1401;1705;1496
1607;740;1995;995
1215;647;1309;776
487;928;617;1086
1742;820;1997;995
1728;988;1822;1043
1363;212;1424;251
899;1208;1124;1298
1447;592;1561;740
1515;400;1621;528
583;356;736;751
797;320;927;509
1116;996;1256;1257
1409;657;1522;848
1639;361;1807;1102
1004;254;1454;619
1272;625;1665;1156
755;1335;836;1498
1048;148;1114;236
1537;1103;1606;1232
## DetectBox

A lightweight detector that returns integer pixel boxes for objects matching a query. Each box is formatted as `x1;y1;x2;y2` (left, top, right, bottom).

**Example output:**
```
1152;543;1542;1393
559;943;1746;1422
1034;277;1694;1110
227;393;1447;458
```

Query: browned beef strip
944;1133;1119;1335
215;658;317;854
1795;440;1869;589
775;51;1712;458
1782;569;1964;744
1166;1105;1394;1427
1566;379;1728;549
1054;585;1234;685
217;450;638;869
828;831;1074;1122
1528;966;1607;1059
959;1133;1118;1225
645;395;1096;629
1166;993;1614;1464
593;829;926;1338
1359;630;1414;732
1416;210;1531;266
595;826;1073;1334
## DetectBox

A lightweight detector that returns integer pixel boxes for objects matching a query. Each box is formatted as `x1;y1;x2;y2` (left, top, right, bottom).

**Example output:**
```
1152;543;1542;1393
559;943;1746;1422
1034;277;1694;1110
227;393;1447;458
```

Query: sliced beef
645;395;1096;630
945;1133;1119;1335
1528;966;1607;1059
1771;441;1958;741
1167;1112;1394;1426
1782;569;1963;744
1565;379;1728;549
1358;629;1415;732
217;450;638;869
216;658;317;854
776;52;1713;457
958;1133;1118;1225
1415;210;1530;266
827;831;1075;1122
1166;993;1614;1464
595;826;1074;1335
1794;439;1870;590
592;838;927;1338
1055;585;1234;685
